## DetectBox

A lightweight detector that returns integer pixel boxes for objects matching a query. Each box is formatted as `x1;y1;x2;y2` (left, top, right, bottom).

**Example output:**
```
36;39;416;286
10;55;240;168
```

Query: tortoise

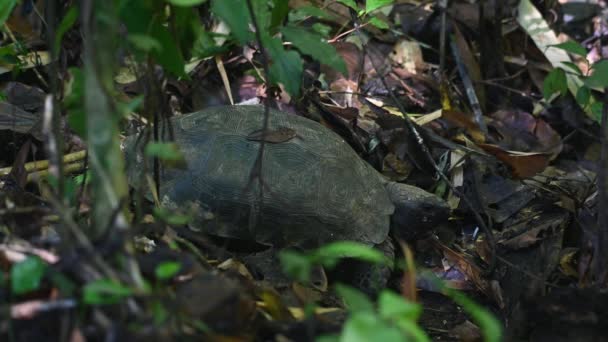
126;105;449;288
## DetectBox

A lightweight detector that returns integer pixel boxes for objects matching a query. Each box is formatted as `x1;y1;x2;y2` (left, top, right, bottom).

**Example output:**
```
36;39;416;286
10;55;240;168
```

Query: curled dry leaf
479;110;563;178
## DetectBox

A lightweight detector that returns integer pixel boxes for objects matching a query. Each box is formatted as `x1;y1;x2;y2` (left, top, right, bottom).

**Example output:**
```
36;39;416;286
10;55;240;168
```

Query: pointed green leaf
267;38;303;97
11;257;46;295
211;0;252;44
551;41;587;57
281;26;347;75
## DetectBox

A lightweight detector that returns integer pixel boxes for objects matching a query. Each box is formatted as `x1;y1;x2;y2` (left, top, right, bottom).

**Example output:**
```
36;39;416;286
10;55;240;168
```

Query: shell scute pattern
158;106;393;247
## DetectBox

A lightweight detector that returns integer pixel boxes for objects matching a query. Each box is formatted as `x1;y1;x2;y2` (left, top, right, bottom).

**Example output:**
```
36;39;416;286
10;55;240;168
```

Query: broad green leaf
289;5;336;21
267;38;303;97
11;257;46;295
166;0;207;6
341;312;404;342
83;279;133;305
590;101;603;121
172;6;201;59
127;34;162;52
316;335;340;342
445;289;502;342
368;17;389;29
313;241;389;269
155;261;181;280
120;1;186;77
192;29;229;58
585;60;608;88
279;250;313;283
65;67;86;137
335;284;374;312
281;26;347;75
365;0;393;13
153;207;192;225
560;61;583;75
0;0;16;27
379;290;421;321
55;5;78;53
145;142;186;163
576;86;591;107
270;0;290;32
551;41;587;57
211;0;251;44
312;23;332;38
337;0;358;10
543;68;567;100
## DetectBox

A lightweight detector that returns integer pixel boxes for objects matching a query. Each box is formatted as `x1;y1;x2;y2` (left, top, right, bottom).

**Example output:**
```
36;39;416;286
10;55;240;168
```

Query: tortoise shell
127;105;394;248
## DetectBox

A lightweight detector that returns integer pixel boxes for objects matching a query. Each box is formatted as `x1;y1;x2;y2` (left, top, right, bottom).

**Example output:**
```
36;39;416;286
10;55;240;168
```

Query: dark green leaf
270;0;289;33
590;101;603;122
127;34;162;52
55;5;78;54
166;0;207;6
585;60;608;88
341;312;404;342
11;256;46;295
378;290;421;321
368;17;389;29
335;284;374;312
119;1;186;77
445;288;502;342
543;68;567;100
560;61;583;75
145;142;186;163
211;0;252;44
279;250;313;283
337;0;358;10
267;38;303;97
192;29;229;58
0;0;16;27
551;41;587;57
66;68;86;137
365;0;393;13
83;279;133;305
281;26;347;75
155;261;181;280
312;23;332;37
313;241;389;269
153;207;192;225
576;86;591;107
289;5;336;21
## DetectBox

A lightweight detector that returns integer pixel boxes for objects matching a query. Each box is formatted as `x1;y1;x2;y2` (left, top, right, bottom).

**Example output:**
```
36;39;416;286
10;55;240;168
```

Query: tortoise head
384;182;450;241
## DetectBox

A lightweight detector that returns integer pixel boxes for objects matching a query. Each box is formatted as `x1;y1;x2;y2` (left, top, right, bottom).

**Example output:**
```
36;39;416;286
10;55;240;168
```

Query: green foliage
0;0;16;28
543;68;567;99
83;279;133;305
210;0;350;97
550;41;587;57
155;261;182;280
365;0;393;13
166;0;207;6
119;0;186;77
145;142;186;164
445;288;502;342
267;37;304;96
545;41;605;121
55;5;79;53
585;60;608;89
281;26;347;75
328;285;428;342
153;206;192;225
313;241;391;268
65;67;86;136
11;256;47;295
211;0;252;44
